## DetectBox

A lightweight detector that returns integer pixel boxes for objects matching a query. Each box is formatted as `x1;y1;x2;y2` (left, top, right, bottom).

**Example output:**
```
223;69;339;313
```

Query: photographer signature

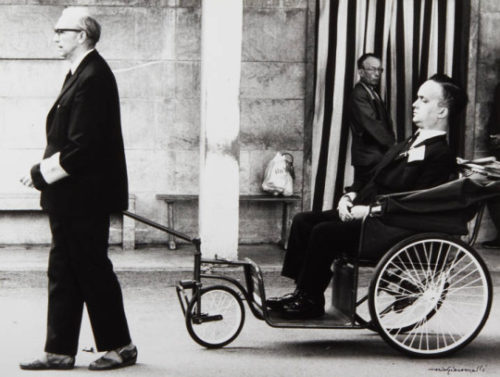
428;365;487;375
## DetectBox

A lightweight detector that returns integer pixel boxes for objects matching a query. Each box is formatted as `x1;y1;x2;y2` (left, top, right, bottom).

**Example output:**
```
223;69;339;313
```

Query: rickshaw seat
336;178;497;272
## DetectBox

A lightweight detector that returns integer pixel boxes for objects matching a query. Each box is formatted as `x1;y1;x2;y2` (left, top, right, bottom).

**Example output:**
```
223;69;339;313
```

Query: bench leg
167;201;177;250
279;202;291;249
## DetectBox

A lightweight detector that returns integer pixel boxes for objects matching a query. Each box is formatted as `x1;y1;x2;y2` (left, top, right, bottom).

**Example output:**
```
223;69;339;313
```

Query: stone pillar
198;0;243;259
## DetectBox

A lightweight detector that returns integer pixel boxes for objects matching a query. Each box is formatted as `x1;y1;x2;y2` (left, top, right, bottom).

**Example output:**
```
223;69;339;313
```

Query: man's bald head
55;7;101;48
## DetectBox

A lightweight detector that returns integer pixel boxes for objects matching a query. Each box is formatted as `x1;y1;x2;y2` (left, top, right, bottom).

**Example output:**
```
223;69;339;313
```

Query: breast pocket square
407;145;426;162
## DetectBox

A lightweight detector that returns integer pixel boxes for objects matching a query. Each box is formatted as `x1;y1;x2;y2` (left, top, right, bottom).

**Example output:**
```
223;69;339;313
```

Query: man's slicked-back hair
81;15;101;46
428;73;468;117
357;53;381;69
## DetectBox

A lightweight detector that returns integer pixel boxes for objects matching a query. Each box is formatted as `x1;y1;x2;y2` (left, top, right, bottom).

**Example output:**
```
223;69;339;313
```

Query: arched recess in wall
310;0;470;211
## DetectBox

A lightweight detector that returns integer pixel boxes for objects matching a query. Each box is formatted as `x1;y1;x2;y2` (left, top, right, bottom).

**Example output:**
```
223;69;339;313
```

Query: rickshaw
124;167;499;358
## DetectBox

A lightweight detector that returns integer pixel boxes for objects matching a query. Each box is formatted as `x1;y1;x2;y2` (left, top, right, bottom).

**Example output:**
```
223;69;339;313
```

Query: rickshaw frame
123;186;492;357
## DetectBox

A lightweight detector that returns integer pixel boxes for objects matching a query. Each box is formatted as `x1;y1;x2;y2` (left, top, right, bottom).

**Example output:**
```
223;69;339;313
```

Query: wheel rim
189;288;243;346
372;238;490;355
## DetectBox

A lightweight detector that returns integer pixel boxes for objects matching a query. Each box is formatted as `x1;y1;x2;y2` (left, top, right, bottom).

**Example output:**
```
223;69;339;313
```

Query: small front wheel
186;285;245;348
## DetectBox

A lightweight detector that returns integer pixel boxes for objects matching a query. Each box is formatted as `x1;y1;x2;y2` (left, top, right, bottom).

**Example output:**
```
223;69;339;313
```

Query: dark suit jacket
354;134;457;205
354;134;457;260
31;50;128;215
349;81;395;167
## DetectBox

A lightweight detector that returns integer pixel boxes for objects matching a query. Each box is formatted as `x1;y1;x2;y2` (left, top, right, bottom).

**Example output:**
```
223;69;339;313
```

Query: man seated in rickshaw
266;73;468;320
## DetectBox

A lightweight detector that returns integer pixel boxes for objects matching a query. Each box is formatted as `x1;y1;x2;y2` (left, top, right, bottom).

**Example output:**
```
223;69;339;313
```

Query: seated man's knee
309;223;337;250
292;212;310;224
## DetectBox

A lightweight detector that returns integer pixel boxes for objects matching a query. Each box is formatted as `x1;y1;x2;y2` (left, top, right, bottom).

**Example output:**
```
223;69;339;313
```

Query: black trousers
282;210;416;296
45;213;131;356
281;210;361;295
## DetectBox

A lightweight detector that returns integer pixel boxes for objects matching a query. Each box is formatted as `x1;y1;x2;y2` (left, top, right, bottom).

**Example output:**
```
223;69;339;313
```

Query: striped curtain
311;0;470;211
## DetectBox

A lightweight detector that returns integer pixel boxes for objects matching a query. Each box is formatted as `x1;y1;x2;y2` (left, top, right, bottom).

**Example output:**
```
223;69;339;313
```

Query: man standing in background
20;7;137;371
348;53;395;190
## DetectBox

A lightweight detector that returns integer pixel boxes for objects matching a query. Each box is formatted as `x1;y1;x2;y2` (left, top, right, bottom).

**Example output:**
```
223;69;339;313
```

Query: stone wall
470;0;500;157
0;0;315;245
467;0;500;240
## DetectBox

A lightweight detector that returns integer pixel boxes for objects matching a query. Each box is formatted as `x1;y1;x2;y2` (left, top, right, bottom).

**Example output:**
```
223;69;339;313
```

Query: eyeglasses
363;67;384;73
54;28;84;35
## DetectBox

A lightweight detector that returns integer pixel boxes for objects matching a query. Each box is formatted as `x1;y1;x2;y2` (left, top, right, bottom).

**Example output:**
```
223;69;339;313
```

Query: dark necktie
396;132;420;159
407;131;421;148
63;71;72;87
372;87;383;104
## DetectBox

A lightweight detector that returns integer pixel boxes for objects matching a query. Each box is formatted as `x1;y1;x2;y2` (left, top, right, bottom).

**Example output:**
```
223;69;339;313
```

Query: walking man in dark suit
20;7;137;371
266;74;466;320
349;53;395;189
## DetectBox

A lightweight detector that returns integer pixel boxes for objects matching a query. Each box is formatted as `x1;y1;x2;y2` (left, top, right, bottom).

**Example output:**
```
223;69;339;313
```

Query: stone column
198;0;243;259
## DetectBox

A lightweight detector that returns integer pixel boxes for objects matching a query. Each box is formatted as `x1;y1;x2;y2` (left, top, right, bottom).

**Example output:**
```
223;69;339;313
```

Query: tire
369;234;492;357
186;285;245;349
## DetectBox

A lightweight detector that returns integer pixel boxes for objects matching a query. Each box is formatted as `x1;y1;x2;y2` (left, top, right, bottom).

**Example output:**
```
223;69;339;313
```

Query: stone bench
0;193;136;250
155;194;302;249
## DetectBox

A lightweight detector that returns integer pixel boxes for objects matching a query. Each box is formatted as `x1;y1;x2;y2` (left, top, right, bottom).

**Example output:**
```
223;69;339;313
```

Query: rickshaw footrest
179;280;198;289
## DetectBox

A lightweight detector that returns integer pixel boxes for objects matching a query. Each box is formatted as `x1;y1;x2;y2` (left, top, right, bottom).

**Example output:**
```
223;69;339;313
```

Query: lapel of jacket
371;139;409;177
411;134;447;149
49;50;98;114
372;133;448;177
360;82;389;123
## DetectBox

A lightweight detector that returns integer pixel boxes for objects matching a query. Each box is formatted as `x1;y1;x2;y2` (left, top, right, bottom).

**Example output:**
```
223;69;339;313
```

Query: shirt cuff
39;152;70;185
344;192;357;201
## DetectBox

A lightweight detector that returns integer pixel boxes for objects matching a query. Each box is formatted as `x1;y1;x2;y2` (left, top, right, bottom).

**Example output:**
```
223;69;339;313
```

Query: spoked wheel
369;234;492;357
374;269;448;334
186;285;245;348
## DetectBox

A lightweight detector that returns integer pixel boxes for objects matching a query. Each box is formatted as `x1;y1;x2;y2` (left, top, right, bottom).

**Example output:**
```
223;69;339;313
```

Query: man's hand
20;174;34;188
337;195;354;222
350;205;370;220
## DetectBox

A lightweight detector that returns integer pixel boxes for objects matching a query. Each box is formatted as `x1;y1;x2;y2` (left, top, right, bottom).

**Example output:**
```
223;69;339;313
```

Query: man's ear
437;106;449;119
77;30;87;44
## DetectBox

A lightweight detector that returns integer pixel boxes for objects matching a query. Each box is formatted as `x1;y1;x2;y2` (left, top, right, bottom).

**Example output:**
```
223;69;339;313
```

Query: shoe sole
20;364;74;370
88;355;137;371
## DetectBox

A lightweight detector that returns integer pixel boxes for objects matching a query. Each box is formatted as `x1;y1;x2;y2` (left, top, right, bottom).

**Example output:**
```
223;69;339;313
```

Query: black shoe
89;345;137;371
482;239;500;249
280;293;325;320
266;291;299;311
19;353;75;370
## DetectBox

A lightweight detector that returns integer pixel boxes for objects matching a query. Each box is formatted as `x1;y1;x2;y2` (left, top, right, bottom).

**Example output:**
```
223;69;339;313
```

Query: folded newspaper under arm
457;156;500;179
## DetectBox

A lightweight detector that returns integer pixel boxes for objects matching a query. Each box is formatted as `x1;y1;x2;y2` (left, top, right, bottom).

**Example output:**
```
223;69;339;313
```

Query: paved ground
1;243;500;376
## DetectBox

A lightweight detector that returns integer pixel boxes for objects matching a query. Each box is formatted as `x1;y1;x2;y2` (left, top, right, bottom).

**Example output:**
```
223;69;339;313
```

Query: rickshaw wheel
186;285;245;349
369;233;492;357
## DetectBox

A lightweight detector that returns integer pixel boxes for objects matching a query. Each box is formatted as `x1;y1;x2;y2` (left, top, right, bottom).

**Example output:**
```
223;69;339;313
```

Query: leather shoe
266;290;299;311
280;292;325;320
89;345;137;371
19;353;75;370
482;239;500;249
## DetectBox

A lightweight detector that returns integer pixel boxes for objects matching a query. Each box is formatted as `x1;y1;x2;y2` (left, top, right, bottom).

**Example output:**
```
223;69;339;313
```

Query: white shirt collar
411;129;447;148
69;48;94;74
